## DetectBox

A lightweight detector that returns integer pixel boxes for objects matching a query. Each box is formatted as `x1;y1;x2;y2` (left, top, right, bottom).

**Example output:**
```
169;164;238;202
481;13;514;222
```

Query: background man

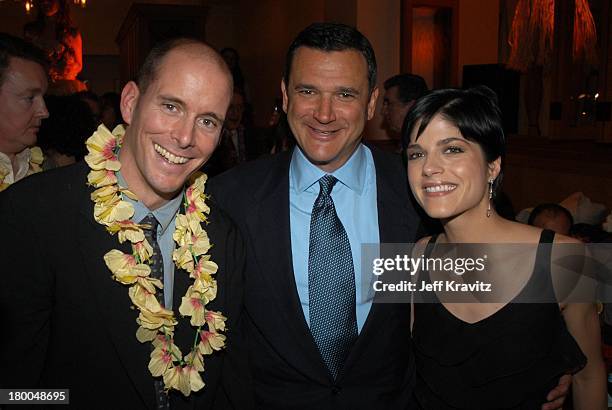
529;203;574;235
205;88;258;176
381;73;427;151
0;33;49;191
0;38;249;409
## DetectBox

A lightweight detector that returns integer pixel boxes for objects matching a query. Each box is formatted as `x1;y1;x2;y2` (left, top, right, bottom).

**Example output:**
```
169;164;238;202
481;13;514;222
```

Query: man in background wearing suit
0;33;48;191
381;73;428;153
0;38;248;409
210;22;419;409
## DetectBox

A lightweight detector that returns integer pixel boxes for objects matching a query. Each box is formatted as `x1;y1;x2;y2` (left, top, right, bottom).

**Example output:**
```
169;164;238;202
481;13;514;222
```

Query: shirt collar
0;148;31;184
117;170;182;235
290;144;367;195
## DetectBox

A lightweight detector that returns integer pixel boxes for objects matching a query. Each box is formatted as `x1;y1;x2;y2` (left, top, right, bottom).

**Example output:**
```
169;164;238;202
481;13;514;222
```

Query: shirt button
332;386;341;394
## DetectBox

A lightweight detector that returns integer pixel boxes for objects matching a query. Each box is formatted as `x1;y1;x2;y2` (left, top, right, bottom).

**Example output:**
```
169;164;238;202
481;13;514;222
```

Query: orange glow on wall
411;7;436;87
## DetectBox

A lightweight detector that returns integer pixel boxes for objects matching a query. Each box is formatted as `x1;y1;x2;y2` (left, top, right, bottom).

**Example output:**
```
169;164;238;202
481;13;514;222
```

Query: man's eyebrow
406;143;421;150
337;87;360;95
158;95;185;106
203;112;224;123
158;95;224;122
293;83;316;90
18;87;44;95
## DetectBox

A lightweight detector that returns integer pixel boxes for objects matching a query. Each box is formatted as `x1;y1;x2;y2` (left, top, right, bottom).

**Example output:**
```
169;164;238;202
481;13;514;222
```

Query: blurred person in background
529;203;574;235
205;88;257;176
99;91;122;130
268;97;295;154
220;47;245;94
38;94;96;169
382;73;427;152
74;90;100;124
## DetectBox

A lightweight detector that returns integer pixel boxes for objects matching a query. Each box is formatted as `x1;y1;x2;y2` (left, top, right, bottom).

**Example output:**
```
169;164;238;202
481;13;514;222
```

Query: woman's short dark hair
284;22;377;93
401;86;506;193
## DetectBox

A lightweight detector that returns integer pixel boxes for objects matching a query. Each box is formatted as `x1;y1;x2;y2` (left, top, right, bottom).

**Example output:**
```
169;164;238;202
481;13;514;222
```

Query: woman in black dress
402;86;605;409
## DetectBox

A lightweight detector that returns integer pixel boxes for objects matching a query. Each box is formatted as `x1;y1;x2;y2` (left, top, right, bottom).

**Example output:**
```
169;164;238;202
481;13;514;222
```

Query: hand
541;374;572;410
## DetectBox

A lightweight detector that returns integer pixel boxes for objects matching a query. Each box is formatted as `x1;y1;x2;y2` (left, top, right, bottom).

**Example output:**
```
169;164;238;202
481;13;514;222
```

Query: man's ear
120;81;140;126
488;156;502;181
281;78;289;114
366;86;380;121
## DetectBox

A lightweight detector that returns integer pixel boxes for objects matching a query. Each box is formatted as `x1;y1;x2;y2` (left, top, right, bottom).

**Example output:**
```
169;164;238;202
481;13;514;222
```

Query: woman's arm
563;302;607;410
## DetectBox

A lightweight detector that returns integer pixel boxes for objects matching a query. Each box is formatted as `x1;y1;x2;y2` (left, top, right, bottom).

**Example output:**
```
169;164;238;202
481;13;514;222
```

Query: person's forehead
7;56;45;76
2;57;47;90
157;48;209;75
384;86;401;101
410;115;462;142
148;48;230;92
290;47;368;79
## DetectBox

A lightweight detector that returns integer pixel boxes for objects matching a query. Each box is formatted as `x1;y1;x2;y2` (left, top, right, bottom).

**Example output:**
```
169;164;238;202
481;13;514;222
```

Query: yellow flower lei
0;146;44;192
84;125;226;396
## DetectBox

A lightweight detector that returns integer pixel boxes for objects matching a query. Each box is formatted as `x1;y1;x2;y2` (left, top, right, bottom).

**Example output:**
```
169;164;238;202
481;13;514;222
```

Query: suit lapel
342;148;415;377
248;153;328;381
76;195;155;408
373;149;416;244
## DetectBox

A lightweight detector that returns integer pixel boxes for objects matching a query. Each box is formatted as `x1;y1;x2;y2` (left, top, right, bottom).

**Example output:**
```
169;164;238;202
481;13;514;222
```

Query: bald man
0;38;250;409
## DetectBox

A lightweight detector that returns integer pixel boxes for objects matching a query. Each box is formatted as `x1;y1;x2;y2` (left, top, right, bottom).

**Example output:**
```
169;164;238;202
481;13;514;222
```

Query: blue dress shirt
118;172;183;309
289;144;380;333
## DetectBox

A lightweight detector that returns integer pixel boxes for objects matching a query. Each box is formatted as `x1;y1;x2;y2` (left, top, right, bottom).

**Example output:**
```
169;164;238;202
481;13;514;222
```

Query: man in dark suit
0;38;249;409
209;22;419;409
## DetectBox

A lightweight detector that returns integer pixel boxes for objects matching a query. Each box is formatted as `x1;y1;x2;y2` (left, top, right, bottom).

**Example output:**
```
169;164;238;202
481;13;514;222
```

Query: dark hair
74;90;99;103
284;22;377;92
401;86;506;193
0;32;47;86
569;223;606;243
137;37;221;95
100;91;121;129
528;203;574;227
384;74;428;103
220;47;245;91
37;94;96;160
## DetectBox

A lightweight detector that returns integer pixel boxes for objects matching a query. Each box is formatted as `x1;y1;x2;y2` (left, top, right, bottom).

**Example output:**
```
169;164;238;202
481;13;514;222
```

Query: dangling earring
487;178;494;217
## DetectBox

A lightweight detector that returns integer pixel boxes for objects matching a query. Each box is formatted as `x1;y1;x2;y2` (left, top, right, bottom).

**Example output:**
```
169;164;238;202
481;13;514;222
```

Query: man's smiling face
281;47;378;172
119;45;232;209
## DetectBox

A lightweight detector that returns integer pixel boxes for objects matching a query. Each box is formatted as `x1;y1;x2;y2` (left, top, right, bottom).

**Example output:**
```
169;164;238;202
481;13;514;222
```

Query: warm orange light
574;0;597;65
25;0;33;14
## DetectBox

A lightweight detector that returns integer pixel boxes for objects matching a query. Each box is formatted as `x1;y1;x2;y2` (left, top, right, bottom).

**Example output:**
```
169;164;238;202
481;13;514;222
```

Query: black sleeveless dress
412;230;586;409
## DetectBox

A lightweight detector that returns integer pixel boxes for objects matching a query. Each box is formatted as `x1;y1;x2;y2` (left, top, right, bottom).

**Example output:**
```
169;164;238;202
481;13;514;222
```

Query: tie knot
140;213;159;240
318;174;338;196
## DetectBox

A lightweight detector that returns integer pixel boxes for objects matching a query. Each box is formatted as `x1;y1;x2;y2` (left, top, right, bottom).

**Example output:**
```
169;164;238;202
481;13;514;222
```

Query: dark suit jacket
0;162;249;409
209;146;420;409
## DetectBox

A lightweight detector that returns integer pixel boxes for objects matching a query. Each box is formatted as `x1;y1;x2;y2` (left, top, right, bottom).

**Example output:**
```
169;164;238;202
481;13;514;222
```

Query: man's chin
150;180;186;202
